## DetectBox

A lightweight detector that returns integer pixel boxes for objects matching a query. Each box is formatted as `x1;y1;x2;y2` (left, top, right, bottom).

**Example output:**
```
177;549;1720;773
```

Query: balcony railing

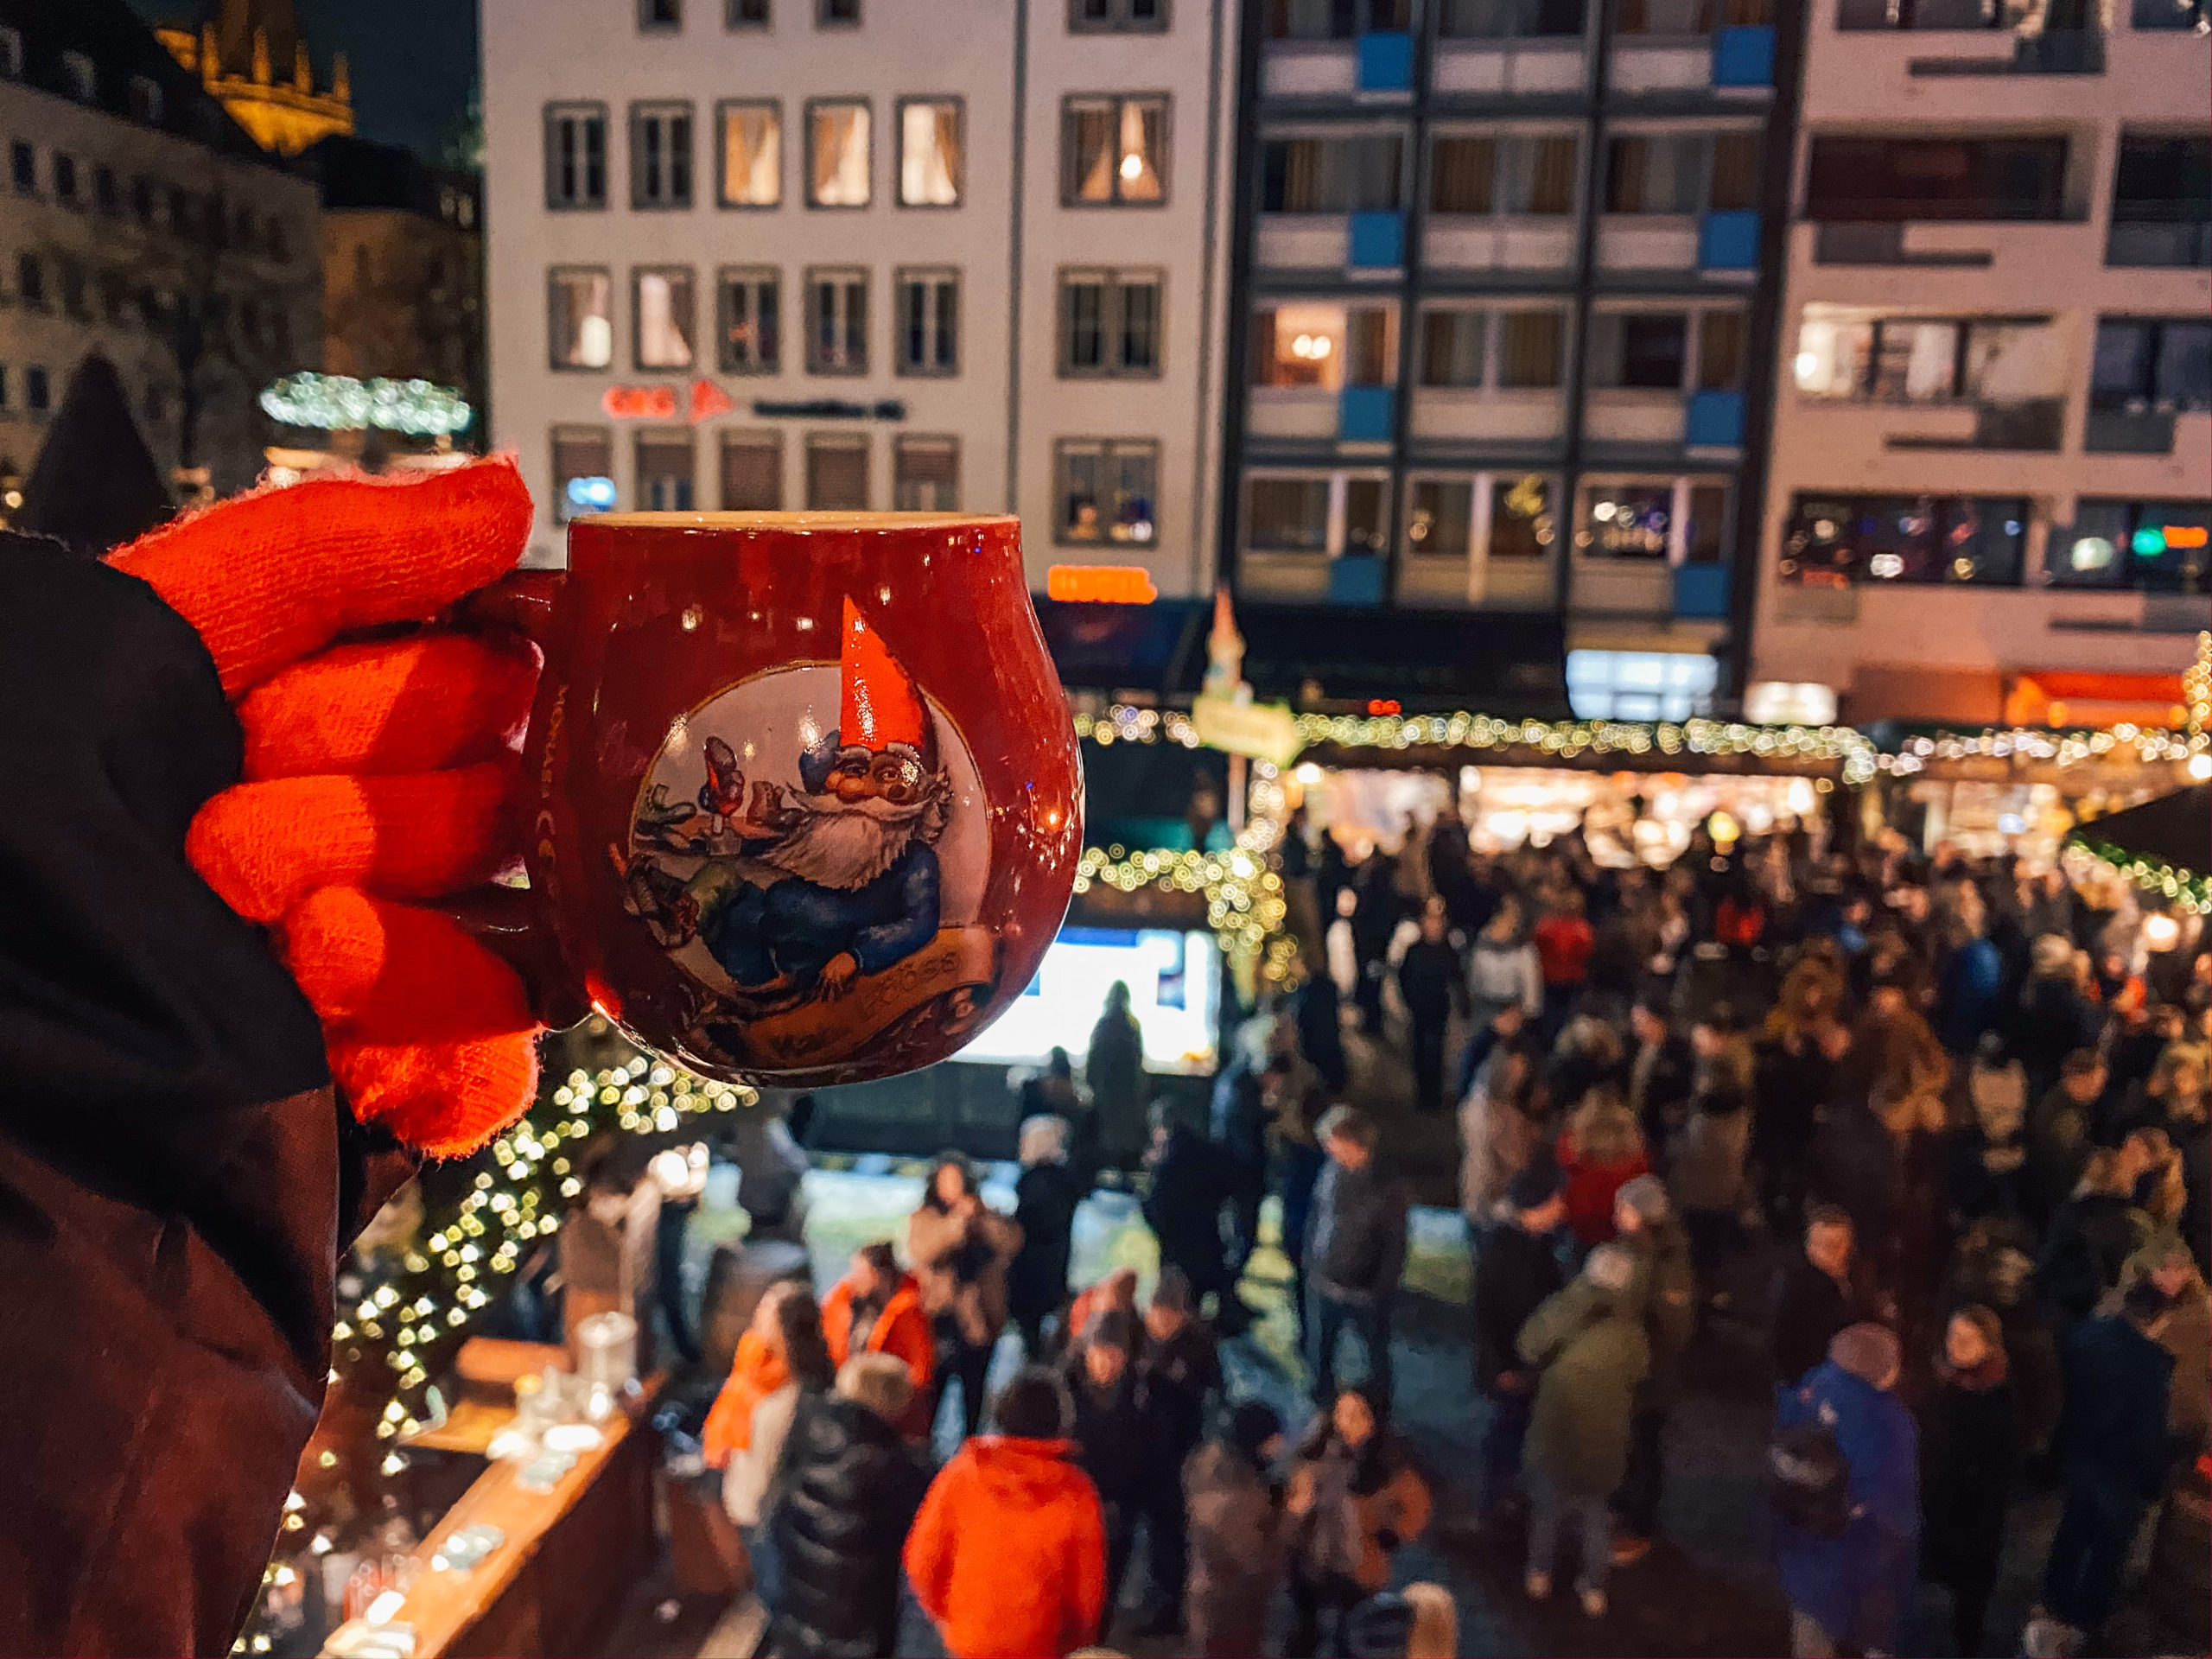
2083;408;2179;454
1882;397;2065;452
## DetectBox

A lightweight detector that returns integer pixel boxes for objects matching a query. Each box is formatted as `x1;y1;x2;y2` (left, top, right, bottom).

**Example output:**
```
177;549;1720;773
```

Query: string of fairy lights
2062;631;2212;916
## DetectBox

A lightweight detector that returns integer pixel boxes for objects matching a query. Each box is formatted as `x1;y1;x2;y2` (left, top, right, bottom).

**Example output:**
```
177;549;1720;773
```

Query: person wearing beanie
1774;1322;1918;1659
1919;1306;2021;1658
1609;1173;1697;1564
1515;1242;1652;1619
1472;1161;1574;1519
1184;1402;1289;1659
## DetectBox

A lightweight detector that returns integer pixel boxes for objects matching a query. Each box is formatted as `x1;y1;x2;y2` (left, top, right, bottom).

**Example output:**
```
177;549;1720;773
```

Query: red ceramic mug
484;511;1083;1085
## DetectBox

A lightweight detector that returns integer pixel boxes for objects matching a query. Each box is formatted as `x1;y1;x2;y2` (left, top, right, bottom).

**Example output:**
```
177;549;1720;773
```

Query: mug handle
442;569;592;1030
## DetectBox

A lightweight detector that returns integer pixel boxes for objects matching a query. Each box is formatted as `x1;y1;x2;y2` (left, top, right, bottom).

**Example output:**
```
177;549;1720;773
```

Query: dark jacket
1306;1160;1408;1305
1395;939;1460;1023
2010;977;2099;1088
2056;1313;2178;1500
1138;1323;1222;1469
1917;1369;2021;1591
1184;1442;1287;1659
1068;1370;1154;1507
1472;1222;1572;1395
2037;1192;2142;1327
1770;1250;1881;1387
1008;1160;1085;1328
0;537;415;1657
766;1393;932;1659
1143;1125;1236;1291
1811;1095;1899;1243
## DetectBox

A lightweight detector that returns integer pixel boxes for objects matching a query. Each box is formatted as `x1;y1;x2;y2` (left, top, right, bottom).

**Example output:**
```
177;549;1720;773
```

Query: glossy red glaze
520;512;1083;1085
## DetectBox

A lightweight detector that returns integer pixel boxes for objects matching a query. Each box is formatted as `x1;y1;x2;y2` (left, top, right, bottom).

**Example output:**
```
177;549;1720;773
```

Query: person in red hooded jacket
904;1366;1109;1658
821;1241;936;1439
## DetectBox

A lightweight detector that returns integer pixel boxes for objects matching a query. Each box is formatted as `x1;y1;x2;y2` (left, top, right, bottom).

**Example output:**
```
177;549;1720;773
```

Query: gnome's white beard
760;791;931;891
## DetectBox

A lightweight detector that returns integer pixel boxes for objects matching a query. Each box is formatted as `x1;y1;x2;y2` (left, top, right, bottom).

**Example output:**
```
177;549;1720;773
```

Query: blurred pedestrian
1770;1206;1886;1389
1458;1038;1543;1242
1185;1402;1289;1659
1065;1310;1151;1622
1306;1106;1408;1415
905;1366;1108;1659
821;1241;935;1440
1556;1088;1649;1249
907;1153;1024;1440
716;1287;837;1617
1609;1175;1695;1566
1397;905;1463;1114
1516;1243;1650;1619
1010;1115;1086;1357
1135;1269;1223;1637
1473;1164;1573;1516
1918;1306;2020;1659
1285;1385;1433;1658
1088;981;1150;1171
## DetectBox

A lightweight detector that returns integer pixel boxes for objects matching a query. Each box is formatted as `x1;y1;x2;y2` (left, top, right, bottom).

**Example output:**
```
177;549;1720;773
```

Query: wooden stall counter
324;1344;664;1659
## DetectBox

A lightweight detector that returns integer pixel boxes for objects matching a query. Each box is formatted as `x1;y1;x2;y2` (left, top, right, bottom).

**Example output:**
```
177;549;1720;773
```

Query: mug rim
575;511;1019;532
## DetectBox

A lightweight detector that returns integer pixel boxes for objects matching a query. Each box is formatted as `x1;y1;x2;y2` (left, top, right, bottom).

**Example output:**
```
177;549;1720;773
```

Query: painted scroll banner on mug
717;924;1001;1072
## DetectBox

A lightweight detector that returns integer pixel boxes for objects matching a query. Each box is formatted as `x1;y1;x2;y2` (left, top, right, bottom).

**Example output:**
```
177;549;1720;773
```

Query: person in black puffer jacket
765;1354;933;1659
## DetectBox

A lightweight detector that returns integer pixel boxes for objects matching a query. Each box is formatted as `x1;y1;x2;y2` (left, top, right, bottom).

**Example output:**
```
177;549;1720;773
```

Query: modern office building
1215;0;1801;711
480;0;1241;591
1749;0;2210;727
0;0;323;500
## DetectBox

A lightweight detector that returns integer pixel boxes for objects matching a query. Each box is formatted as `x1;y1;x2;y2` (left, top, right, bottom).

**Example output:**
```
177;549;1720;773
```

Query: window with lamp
1779;494;2027;586
1063;96;1167;205
1577;477;1732;562
1059;270;1164;377
2050;500;2209;593
1055;440;1159;546
1251;302;1395;390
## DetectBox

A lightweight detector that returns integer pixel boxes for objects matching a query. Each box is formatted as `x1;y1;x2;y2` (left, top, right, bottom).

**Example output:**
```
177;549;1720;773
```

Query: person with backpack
1515;1243;1651;1619
1771;1323;1919;1659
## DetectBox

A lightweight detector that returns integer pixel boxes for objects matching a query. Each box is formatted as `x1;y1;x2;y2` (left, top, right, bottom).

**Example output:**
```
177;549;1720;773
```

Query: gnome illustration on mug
617;598;1001;1077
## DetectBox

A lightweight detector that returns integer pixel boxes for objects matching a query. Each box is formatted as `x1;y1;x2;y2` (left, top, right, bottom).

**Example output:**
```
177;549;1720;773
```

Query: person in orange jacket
702;1281;800;1468
822;1241;936;1440
904;1366;1109;1659
1062;1267;1141;1357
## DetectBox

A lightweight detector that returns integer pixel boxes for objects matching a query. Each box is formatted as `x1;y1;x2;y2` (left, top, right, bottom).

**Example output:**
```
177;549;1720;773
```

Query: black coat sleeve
0;535;416;1658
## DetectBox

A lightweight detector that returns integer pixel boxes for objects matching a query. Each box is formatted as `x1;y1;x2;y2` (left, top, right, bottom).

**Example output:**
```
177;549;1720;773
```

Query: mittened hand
108;460;544;1157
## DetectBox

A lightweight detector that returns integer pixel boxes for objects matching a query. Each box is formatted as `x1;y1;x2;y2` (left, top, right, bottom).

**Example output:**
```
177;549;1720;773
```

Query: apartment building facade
1750;0;2211;726
0;0;323;500
1215;0;1802;711
481;0;1239;593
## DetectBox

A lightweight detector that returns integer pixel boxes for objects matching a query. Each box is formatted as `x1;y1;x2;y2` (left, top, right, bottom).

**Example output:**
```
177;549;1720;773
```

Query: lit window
554;426;615;523
1072;0;1168;31
130;75;162;124
1406;478;1475;559
899;99;962;207
1490;474;1557;557
1055;440;1159;546
1780;493;2027;587
1565;651;1718;721
637;431;696;511
720;431;784;509
630;103;694;209
1063;95;1167;206
719;102;780;207
718;267;781;374
806;433;869;509
61;51;94;103
1059;270;1164;378
807;101;870;207
545;105;608;210
1250;302;1395;390
549;268;613;370
895;269;958;376
894;435;960;511
805;267;868;374
633;267;696;370
2052;500;2209;592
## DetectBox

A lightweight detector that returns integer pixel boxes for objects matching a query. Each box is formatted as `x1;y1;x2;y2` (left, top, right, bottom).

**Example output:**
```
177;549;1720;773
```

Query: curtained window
899;99;963;206
808;101;870;207
805;435;869;510
633;267;696;369
720;103;780;207
550;267;613;370
1064;96;1167;205
719;432;783;510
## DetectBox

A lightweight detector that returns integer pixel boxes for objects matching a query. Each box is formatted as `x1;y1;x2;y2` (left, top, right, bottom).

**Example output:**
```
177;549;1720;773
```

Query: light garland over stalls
2065;840;2212;917
259;372;474;436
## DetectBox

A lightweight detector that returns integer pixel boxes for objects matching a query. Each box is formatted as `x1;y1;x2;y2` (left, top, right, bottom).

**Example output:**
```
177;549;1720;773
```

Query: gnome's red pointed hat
838;597;938;771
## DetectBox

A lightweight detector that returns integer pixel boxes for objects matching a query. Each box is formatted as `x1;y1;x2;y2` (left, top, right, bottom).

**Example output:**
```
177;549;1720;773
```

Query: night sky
125;0;480;163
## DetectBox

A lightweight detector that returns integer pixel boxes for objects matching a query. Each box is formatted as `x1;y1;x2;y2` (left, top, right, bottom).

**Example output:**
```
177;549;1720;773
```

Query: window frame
1060;93;1173;208
27;364;51;415
1070;0;1171;31
717;265;783;375
804;264;870;375
552;423;617;525
893;266;961;378
718;429;786;511
2090;315;2212;413
2050;499;2211;592
632;264;699;372
1415;304;1490;389
629;100;696;211
544;102;610;211
1778;492;2030;587
634;429;698;512
1574;474;1735;564
727;0;772;24
817;0;864;26
547;264;615;372
804;431;872;511
10;140;35;195
1052;437;1162;548
895;95;965;209
1057;267;1167;379
804;97;874;210
715;99;783;209
893;433;963;512
52;152;78;208
639;0;683;31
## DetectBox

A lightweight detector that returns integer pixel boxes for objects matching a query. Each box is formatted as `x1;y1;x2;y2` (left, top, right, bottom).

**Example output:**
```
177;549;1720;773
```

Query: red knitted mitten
109;459;544;1157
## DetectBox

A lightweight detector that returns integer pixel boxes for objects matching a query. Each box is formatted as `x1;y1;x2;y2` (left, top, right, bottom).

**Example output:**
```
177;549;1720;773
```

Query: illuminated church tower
156;0;352;157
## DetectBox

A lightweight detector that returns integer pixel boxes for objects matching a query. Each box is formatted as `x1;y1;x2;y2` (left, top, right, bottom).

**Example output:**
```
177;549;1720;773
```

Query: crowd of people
693;801;2210;1659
